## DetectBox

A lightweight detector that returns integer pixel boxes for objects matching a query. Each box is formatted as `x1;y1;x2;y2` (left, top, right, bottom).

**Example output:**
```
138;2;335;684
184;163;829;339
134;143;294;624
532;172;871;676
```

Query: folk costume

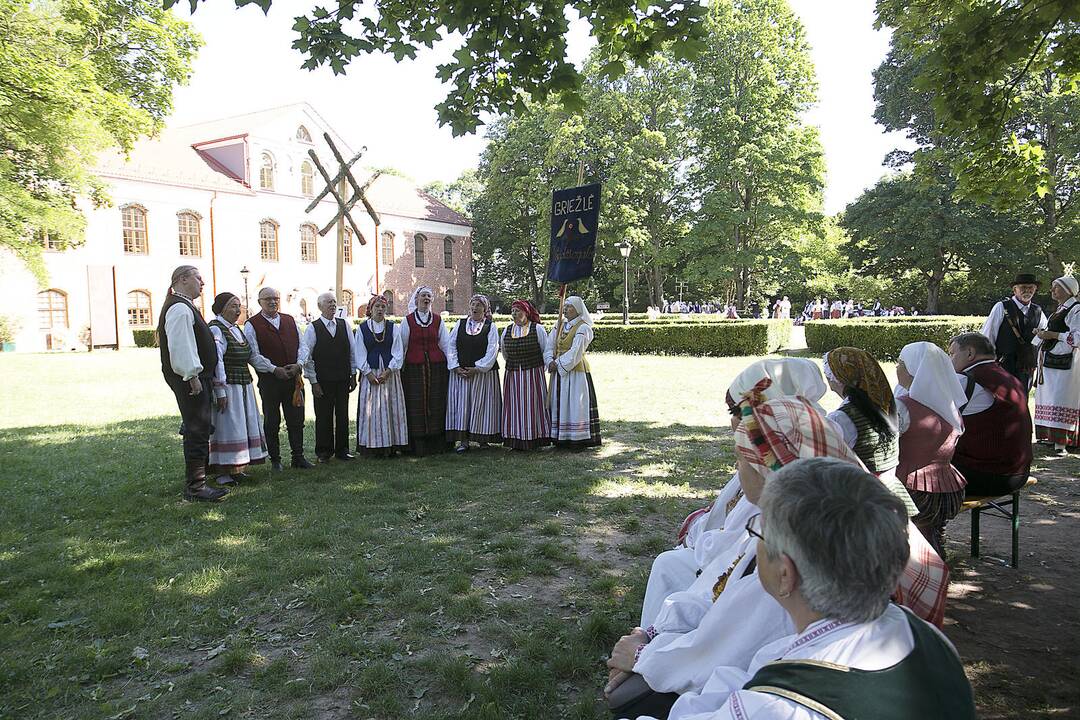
894;342;968;556
354;297;408;457
981;273;1047;390
301;313;358;460
245;308;309;468
208;294;268;480
1034;276;1080;450
500;300;553;450
399;286;452;455
446;294;503;447
550;296;601;448
159;286;223;500
824;347;901;484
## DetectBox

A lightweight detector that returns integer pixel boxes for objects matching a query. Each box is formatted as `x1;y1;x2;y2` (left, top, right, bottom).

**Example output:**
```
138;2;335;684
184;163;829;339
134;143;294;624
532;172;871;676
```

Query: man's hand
311;383;324;399
188;378;202;395
273;366;289;380
286;363;302;377
216;396;228;412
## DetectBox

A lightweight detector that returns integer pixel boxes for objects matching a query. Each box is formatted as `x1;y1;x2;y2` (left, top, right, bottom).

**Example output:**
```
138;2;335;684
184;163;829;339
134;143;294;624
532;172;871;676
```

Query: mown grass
0;349;800;719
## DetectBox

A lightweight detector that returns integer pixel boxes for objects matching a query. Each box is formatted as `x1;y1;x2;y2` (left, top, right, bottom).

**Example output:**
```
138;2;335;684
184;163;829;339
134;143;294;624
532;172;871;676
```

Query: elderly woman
1034;276;1080;454
208;292;268;485
823;347;900;482
895;341;969;556
446;294;502;452
399;286;452;455
549;296;601;448
354;294;408;457
501;299;552;450
678;458;975;720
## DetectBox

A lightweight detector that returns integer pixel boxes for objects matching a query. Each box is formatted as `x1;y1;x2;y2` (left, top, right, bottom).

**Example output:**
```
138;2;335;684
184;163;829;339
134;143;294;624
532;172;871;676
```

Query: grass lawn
3;349;834;720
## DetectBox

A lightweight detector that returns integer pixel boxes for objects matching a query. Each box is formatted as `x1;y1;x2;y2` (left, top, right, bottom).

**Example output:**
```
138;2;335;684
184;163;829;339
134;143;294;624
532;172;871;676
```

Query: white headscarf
727;358;828;414
407;286;434;315
564;296;593;328
1053;275;1079;298
898;341;967;431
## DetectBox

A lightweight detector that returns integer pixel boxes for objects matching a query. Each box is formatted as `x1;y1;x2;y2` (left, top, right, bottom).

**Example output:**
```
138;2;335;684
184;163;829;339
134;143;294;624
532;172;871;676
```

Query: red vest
953;362;1032;477
404;312;447;365
247;312;300;368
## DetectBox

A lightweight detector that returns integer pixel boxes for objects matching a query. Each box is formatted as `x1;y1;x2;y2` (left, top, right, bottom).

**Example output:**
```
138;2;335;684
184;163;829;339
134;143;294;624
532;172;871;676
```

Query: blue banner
547;182;601;284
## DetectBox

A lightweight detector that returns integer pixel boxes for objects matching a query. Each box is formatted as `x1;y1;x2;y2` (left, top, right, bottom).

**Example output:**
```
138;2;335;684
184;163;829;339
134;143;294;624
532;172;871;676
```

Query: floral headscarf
469;293;492;320
823;347;895;416
365;294;388;318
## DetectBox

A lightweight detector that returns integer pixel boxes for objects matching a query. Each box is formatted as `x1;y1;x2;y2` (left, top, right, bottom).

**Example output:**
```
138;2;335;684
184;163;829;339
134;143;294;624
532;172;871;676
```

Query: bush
804;316;985;361
132;329;158;348
590;320;791;357
0;315;18;344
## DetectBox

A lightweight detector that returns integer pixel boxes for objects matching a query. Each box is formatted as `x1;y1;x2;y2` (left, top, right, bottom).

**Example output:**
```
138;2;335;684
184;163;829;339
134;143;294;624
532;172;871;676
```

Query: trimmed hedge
804;316;985;361
133;329;158;348
590;320;792;357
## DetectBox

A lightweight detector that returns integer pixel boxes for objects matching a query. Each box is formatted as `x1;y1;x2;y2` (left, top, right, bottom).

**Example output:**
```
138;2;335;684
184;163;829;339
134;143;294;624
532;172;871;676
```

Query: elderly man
244;287;313;472
948;332;1033;496
301;292;358;462
158;265;227;502
981;272;1047;390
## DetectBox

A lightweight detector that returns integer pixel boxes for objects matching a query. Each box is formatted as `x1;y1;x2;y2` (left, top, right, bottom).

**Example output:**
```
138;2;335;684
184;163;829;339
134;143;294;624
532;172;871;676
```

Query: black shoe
231;471;253;482
291;456;315;469
184;484;227;502
335;452;355;461
271;460;284;472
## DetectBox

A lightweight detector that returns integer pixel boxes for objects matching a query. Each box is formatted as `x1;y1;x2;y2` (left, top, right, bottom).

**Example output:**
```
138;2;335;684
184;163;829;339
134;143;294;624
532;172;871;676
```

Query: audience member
1034;276;1080;453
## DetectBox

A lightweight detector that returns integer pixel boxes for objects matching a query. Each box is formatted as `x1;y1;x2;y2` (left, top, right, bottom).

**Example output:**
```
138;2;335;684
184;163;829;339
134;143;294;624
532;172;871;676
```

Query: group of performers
159;266;602;501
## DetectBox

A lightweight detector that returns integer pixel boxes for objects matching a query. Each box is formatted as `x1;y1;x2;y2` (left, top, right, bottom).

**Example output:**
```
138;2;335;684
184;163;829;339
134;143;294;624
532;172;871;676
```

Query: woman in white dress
446;294;502;453
548;296;601;448
354;294;408;457
1034;275;1080;453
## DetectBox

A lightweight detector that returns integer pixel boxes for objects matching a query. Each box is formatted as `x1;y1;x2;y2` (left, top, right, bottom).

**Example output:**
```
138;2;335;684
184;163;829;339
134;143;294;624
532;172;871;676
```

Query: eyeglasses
745;514;765;542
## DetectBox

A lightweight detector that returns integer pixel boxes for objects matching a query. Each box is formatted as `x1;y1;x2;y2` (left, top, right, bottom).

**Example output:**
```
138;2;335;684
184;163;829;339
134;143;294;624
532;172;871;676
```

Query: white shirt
446;317;500;371
243;312;301;374
980;296;1047;344
163;296;202;381
301;316;358;383
353;318;404;374
499;322;555;366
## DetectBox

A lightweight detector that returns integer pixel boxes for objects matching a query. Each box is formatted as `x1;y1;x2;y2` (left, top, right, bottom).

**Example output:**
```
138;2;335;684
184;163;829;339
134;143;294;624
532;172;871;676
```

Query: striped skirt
356;371;409;454
402;361;450;455
446;368;503;443
210;383;268;471
502;366;551;450
551;370;601;448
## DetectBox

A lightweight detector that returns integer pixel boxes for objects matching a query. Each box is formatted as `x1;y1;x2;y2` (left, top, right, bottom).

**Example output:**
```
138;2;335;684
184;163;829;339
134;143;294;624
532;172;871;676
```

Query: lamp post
617;241;631;325
240;265;250;319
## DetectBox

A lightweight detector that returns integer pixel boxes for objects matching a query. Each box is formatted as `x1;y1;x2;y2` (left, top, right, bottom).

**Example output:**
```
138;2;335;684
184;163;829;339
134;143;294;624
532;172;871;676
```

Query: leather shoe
317;455;332;464
184;483;227;502
335;452;355;461
271;460;284;472
231;471;253;481
291;456;315;469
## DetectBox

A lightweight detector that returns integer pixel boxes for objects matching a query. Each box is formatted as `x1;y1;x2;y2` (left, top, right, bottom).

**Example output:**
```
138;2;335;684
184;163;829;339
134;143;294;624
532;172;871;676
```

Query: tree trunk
926;274;942;314
1040;84;1064;278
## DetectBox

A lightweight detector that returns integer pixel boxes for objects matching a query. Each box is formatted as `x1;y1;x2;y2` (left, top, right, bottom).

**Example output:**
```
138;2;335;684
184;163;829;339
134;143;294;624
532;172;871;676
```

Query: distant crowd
655;297;920;321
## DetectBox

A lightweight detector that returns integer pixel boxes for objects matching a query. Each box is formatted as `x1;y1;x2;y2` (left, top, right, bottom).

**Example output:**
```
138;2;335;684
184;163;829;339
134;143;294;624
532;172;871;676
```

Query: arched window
381;231;395;267
127;290;152;328
259;220;279;261
343;228;353;264
414;233;426;268
300;224;318;263
341;289;355;317
177;211;201;256
444;289;454;313
443;236;454;268
296;125;312;142
121;204;148;254
300;160;314;197
37;289;68;329
259;152;275;190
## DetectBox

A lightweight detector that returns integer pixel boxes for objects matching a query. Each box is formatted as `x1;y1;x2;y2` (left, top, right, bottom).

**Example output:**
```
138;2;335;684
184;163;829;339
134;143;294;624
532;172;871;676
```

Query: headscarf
365;294;388;318
564;296;593;329
407;286;434;315
511;299;542;324
733;388;918;517
727;358;828;415
897;342;967;431
469;293;492;320
212;292;237;316
823;347;895;416
1053;275;1079;297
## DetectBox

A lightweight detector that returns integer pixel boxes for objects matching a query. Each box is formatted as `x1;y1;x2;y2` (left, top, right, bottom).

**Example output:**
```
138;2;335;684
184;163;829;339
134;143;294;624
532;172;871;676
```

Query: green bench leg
971;506;980;558
1011;490;1021;569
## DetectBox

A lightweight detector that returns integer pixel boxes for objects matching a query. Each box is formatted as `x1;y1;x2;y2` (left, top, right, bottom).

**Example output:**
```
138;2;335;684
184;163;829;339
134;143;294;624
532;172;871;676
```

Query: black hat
1011;273;1039;287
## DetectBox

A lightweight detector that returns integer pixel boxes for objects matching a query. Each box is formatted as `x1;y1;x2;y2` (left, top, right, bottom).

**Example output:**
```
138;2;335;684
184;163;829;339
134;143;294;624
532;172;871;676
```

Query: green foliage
0;316;18;344
132;329;158;348
0;0;201;281
804;317;985;361
590;320;791;357
422;169;481;217
169;0;707;136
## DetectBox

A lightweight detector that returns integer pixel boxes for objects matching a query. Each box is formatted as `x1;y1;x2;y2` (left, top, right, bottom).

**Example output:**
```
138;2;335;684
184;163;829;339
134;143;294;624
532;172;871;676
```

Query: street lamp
616;241;632;325
239;265;250;319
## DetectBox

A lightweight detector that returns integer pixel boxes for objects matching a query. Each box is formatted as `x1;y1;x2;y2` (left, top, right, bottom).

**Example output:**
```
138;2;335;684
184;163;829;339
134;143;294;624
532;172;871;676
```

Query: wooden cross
304;132;382;306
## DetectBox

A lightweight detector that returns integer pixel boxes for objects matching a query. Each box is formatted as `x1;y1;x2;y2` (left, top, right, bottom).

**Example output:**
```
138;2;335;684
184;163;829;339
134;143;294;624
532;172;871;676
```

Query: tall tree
0;0;201;280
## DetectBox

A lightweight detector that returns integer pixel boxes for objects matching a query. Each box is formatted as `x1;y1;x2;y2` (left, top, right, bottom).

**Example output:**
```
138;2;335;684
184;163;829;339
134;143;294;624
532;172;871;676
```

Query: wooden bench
958;477;1037;569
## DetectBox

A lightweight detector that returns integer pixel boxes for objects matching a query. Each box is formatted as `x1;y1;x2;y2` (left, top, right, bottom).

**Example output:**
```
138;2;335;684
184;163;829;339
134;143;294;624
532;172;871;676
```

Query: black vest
456;318;499;370
994;297;1043;358
1042;300;1075;353
312;318;351;382
158;293;216;383
744;607;976;720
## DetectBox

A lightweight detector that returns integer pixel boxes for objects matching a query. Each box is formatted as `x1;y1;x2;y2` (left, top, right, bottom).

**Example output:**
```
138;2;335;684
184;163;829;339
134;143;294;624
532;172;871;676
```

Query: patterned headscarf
365;294;388;318
469;293;492;320
726;358;828;416
511;299;542;324
823;347;895;415
407;286;434;315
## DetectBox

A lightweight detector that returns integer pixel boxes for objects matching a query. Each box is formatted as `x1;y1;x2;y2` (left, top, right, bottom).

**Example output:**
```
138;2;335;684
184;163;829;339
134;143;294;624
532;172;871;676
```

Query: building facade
1;103;473;351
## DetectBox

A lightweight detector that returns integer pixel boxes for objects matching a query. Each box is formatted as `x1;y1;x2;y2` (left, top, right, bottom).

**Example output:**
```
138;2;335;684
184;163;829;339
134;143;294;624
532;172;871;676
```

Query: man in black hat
980;273;1048;390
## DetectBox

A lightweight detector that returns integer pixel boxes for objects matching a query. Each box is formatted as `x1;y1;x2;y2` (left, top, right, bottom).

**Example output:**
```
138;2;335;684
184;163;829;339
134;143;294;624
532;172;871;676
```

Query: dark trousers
257;372;306;461
168;376;212;474
313;378;350;457
956;462;1029;497
999;354;1033;392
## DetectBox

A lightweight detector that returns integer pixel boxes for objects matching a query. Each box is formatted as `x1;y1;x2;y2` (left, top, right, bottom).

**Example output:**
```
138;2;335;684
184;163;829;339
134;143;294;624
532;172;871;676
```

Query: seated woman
670;458;975;720
823;347;900;483
641;358;829;628
895;341;969;556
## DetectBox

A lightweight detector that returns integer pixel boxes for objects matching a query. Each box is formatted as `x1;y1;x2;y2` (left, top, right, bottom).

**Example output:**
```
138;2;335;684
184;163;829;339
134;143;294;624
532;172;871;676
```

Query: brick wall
380;229;473;316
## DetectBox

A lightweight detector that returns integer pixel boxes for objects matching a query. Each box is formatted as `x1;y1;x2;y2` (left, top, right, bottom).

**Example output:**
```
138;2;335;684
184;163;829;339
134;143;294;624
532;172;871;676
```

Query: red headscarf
366;294;388;318
510;299;541;324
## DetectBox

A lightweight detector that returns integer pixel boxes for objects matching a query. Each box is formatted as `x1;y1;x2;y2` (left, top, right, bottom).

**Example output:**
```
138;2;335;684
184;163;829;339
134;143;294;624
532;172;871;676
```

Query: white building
1;103;473;352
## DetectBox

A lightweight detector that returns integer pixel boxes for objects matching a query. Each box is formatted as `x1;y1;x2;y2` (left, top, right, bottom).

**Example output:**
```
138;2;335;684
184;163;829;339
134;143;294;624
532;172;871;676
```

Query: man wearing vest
949;332;1033;496
300;292;358;463
980;272;1047;390
158;265;227;502
244;287;314;472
